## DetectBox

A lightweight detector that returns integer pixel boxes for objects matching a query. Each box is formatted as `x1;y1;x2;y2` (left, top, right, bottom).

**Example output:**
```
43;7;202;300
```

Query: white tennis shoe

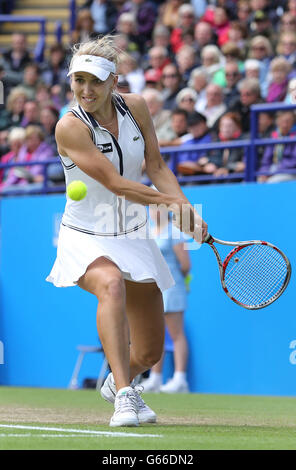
133;384;157;423
100;372;117;403
101;373;157;423
110;386;139;427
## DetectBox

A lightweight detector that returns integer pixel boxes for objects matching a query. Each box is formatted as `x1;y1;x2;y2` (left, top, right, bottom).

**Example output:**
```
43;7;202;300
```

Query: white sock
173;371;187;382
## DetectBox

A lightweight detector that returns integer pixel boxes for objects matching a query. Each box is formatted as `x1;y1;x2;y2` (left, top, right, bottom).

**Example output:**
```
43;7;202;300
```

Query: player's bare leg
124;279;165;381
78;257;140;426
78;257;131;391
98;278;163;423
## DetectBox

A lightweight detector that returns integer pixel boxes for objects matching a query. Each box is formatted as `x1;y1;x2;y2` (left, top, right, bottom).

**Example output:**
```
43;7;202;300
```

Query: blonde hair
25;125;45;140
6;86;29;112
277;32;296;55
249;35;273;57
70;35;121;72
270;56;292;73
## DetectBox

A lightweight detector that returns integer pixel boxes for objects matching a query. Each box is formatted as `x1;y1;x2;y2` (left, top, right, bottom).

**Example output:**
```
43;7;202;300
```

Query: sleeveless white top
60;93;147;236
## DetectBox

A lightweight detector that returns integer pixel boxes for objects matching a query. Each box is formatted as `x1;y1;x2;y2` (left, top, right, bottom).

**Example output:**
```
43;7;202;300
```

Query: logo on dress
133;136;140;141
85;58;92;62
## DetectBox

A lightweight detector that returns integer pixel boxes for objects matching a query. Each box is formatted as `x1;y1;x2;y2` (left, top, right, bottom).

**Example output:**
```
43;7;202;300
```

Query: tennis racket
204;233;291;310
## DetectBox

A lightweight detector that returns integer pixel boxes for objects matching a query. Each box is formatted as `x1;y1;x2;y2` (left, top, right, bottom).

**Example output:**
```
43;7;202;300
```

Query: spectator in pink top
1;125;54;191
266;57;291;103
0;127;25;185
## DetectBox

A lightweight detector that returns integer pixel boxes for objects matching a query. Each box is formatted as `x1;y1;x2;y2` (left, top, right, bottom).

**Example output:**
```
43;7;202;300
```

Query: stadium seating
0;0;85;49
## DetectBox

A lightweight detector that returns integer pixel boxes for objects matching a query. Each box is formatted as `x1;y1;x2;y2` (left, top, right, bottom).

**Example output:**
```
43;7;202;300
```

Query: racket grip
204;233;213;243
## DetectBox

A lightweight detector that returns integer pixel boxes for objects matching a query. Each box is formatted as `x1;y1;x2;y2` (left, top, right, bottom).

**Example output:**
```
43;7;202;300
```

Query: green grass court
0;387;296;450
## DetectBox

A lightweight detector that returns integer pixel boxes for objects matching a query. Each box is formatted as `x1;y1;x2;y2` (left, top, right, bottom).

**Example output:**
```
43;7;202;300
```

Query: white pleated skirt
46;224;174;292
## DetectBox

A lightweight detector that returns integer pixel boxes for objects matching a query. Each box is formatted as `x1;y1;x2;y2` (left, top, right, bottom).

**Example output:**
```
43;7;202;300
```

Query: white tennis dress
46;94;174;292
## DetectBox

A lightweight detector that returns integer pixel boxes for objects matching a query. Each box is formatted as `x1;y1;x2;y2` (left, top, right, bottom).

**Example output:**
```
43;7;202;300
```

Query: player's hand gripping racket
204;233;291;310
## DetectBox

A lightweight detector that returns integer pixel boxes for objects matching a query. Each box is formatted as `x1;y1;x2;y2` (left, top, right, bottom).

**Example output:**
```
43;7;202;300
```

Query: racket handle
204;233;214;244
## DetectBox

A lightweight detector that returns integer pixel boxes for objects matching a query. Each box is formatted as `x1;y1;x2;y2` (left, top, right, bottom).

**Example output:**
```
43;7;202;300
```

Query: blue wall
0;182;296;394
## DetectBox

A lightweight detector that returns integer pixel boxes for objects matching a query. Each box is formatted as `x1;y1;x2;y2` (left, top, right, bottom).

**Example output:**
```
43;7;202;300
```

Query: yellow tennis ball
66;180;87;201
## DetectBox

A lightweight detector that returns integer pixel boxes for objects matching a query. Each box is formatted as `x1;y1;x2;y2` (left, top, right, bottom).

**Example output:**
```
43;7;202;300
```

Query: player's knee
104;275;125;301
93;272;125;302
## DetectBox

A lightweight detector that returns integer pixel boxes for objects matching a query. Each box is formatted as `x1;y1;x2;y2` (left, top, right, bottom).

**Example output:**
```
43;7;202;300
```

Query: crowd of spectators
1;0;296;193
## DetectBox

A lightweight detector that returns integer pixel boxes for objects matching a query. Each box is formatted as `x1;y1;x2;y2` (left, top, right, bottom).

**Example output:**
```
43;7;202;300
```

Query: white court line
0;424;162;438
0;434;123;438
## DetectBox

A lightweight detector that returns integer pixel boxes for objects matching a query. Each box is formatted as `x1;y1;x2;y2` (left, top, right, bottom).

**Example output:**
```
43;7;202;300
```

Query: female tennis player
47;35;208;427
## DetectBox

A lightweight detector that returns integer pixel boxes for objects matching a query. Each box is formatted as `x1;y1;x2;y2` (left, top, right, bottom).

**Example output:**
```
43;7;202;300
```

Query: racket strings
226;254;278;305
227;246;284;298
224;244;287;307
227;247;285;304
226;247;286;305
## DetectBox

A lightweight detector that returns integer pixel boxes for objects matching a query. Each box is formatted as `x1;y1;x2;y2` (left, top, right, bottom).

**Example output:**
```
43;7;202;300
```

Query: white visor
67;55;116;81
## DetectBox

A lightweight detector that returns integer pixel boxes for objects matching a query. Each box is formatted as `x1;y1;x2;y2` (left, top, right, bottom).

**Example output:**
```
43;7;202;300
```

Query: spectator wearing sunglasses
222;61;242;107
175;88;198;113
276;32;296;69
278;12;296;34
161;63;184;111
248;36;273;88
